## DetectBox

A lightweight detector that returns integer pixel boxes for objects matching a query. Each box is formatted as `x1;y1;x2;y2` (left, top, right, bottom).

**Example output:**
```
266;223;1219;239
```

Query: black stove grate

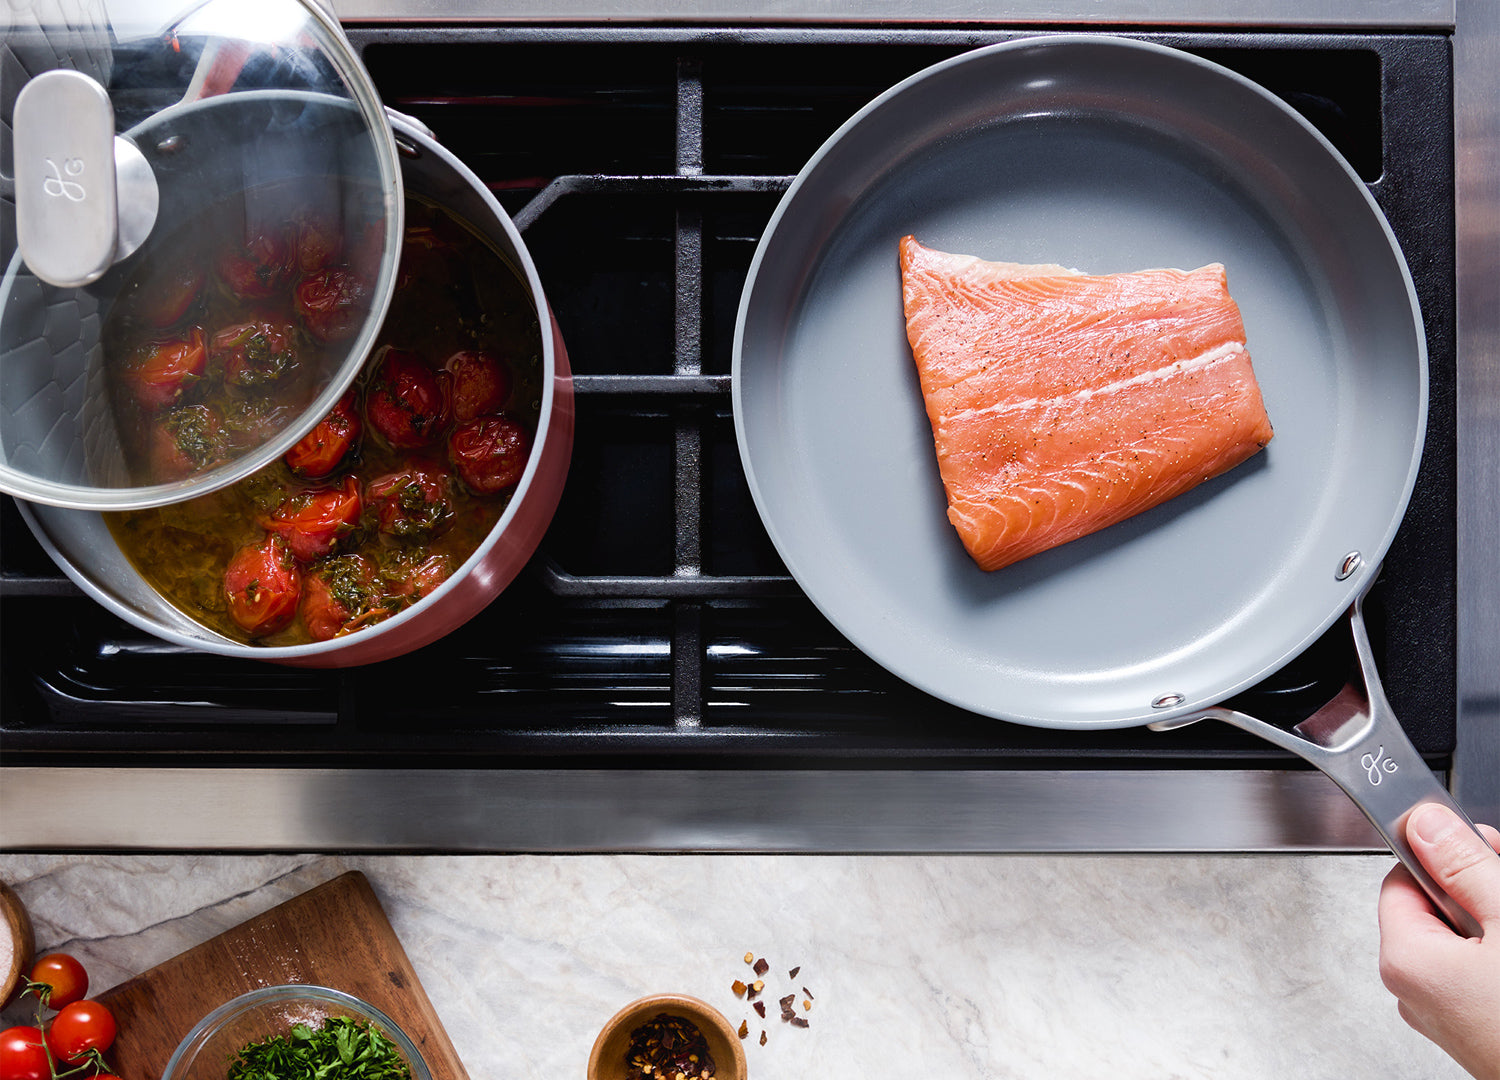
0;28;1455;769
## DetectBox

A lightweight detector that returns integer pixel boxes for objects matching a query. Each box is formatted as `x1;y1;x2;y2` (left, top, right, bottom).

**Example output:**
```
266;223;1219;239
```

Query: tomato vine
0;955;119;1080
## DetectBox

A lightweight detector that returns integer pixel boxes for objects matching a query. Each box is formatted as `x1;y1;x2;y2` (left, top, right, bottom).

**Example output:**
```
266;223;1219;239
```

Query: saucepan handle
1155;581;1492;939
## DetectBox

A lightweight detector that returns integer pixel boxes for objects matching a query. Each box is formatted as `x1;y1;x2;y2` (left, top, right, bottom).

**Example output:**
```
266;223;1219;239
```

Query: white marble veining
0;854;1469;1079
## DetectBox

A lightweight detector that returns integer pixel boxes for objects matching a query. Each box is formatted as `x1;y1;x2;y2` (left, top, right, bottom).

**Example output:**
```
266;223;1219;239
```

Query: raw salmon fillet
899;235;1274;571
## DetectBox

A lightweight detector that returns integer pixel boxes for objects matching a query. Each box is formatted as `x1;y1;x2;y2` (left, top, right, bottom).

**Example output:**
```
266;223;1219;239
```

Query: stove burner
0;28;1455;774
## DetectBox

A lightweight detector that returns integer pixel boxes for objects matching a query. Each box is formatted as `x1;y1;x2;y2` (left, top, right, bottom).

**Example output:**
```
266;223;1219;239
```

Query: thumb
1406;802;1500;932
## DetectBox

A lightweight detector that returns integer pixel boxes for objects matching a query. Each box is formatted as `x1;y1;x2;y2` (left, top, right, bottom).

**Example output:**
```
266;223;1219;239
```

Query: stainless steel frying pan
732;35;1494;936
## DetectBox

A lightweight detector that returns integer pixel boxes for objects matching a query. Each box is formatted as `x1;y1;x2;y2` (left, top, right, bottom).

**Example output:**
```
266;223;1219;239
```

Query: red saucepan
17;112;573;666
733;36;1495;935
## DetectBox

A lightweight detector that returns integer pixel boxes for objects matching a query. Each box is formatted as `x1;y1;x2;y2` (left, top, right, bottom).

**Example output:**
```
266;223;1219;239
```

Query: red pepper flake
788;966;800;979
737;1020;749;1040
759;1031;767;1047
753;1001;766;1018
802;986;814;1000
731;980;747;996
625;1012;717;1079
752;957;769;977
790;1016;810;1029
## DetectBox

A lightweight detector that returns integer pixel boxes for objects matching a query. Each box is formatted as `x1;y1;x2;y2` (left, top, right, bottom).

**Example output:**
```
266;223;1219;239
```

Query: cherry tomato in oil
366;465;454;538
262;476;363;562
216;230;291;300
0;1027;48;1080
300;554;381;642
28;953;87;1008
224;534;302;636
366;350;449;450
449;414;530;495
295;267;369;344
211;320;298;388
124;328;206;411
445;349;512;422
149;404;228;482
395;553;452;602
284;391;362;479
44;1000;116;1063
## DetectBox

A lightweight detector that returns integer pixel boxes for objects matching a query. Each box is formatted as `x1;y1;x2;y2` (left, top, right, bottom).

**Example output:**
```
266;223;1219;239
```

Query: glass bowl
161;985;431;1080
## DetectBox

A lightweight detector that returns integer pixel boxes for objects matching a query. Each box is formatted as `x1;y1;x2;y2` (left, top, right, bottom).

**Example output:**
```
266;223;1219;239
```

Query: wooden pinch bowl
587;994;746;1080
1;880;36;1009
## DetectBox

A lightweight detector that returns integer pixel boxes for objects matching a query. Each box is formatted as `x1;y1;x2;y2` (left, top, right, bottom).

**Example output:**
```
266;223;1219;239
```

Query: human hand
1378;802;1500;1080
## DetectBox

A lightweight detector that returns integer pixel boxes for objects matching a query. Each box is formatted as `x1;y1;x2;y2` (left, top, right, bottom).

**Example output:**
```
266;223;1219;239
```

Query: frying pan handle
1176;587;1491;939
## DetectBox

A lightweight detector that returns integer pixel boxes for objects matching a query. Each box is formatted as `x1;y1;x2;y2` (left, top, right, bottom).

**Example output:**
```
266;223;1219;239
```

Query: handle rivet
1152;693;1185;709
1336;551;1363;580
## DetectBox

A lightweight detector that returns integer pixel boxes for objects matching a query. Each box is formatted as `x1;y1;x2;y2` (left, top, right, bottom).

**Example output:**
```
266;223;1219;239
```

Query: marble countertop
0;853;1467;1079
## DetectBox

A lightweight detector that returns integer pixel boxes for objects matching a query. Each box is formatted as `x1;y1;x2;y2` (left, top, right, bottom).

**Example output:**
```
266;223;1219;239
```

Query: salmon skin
899;235;1275;572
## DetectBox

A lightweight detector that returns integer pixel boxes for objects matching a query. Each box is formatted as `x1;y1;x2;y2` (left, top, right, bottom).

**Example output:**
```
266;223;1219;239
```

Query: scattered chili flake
802;986;814;1000
625;1012;716;1080
753;1001;766;1018
788;966;800;979
731;980;747;996
790;1016;810;1029
759;1031;767;1047
737;1020;748;1040
752;958;769;977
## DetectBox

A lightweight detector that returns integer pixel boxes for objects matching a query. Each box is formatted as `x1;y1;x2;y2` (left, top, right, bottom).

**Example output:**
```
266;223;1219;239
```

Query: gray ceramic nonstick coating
733;36;1427;729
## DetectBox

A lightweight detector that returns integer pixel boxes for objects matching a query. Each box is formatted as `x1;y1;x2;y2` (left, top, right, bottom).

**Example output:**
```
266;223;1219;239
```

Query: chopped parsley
225;1016;413;1080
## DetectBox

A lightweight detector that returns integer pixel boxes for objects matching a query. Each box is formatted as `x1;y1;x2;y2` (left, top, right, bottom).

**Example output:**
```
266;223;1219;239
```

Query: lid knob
13;69;157;288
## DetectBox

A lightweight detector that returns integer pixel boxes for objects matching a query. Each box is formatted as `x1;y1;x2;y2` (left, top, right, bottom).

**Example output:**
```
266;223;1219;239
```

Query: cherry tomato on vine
0;1026;48;1080
28;953;88;1008
45;1000;116;1063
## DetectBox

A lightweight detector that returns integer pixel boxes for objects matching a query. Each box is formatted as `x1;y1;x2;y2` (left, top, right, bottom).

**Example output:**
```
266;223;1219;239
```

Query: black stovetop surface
0;27;1456;770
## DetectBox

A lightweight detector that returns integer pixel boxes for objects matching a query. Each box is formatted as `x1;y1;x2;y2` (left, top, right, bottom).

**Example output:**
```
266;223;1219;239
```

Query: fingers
1405;803;1500;932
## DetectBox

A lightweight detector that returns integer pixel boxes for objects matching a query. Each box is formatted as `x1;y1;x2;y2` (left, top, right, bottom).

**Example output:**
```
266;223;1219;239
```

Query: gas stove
1;3;1495;852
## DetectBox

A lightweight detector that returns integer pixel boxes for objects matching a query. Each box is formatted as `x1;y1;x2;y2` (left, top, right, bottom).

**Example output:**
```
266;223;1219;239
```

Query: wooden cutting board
97;871;468;1080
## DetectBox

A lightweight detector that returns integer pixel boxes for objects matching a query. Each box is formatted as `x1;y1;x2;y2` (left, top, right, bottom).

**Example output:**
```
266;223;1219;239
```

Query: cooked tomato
300;554;383;641
140;261;204;328
263;475;362;562
449;415;530;495
224;534;301;636
211;319;298;388
284;391;361;478
366;350;449;449
366;465;454;538
0;1027;48;1080
150;404;227;481
45;1001;115;1064
28;953;88;1008
393;552;453;601
124;328;206;411
445;349;512;422
294;215;343;274
216;230;291;300
295;267;369;344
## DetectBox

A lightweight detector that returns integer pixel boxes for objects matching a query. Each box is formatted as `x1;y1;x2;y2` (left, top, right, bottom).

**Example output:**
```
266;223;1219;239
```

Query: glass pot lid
0;0;403;510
